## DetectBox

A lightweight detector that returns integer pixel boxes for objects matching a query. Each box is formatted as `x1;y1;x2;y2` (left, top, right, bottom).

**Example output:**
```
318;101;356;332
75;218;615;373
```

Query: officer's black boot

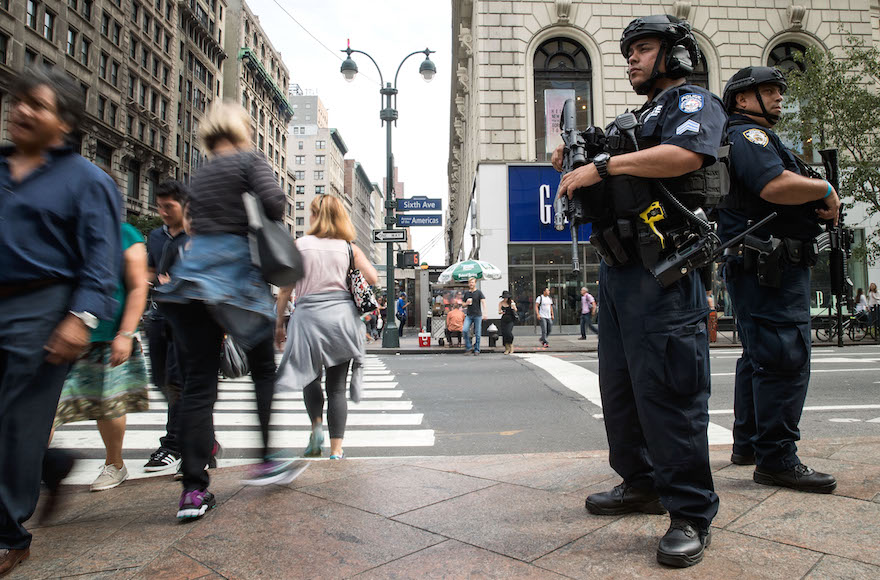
753;463;837;493
584;482;667;516
657;519;711;568
730;451;755;465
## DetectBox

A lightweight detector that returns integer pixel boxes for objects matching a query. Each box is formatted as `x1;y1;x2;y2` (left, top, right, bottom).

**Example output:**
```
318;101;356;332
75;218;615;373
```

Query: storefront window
508;245;532;265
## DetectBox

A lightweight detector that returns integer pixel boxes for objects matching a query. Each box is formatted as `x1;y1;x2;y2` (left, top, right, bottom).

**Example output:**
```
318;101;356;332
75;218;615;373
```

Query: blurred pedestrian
155;102;296;520
396;292;409;337
143;181;189;474
579;287;598;339
462;277;486;355
445;304;465;347
535;288;554;348
275;195;378;460
498;291;518;354
868;282;879;329
0;68;120;576
52;222;149;492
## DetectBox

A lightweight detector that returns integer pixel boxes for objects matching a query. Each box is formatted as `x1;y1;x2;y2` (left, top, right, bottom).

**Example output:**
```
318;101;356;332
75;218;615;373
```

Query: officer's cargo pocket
751;315;809;373
644;313;709;397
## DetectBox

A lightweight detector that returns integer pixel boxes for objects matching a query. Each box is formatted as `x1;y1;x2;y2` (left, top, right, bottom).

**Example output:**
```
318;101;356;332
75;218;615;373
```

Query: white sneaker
90;464;129;492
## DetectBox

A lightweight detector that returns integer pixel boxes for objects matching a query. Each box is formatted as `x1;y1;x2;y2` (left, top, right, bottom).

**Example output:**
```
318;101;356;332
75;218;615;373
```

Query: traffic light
396;250;420;269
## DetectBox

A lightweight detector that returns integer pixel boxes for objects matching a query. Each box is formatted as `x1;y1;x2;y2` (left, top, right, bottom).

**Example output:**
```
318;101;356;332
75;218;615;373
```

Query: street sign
372;229;408;243
397;196;442;212
397;214;442;227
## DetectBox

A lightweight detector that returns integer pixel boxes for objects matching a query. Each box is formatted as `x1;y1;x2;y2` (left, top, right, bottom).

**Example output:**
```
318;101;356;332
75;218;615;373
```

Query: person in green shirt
52;222;150;492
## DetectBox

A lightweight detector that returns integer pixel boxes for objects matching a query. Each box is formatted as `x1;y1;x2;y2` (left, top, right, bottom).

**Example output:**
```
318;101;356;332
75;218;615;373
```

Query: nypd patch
679;93;704;114
743;128;770;147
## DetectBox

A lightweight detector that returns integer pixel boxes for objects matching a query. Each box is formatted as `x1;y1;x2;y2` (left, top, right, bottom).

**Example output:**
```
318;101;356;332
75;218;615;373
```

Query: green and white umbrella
437;260;502;284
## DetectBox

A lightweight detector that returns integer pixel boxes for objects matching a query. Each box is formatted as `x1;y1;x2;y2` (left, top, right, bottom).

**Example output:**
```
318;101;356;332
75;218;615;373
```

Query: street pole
339;44;436;348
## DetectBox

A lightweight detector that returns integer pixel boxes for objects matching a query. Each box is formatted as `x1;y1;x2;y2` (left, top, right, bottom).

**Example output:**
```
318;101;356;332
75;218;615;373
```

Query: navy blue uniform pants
598;261;718;530
724;261;811;471
0;284;74;549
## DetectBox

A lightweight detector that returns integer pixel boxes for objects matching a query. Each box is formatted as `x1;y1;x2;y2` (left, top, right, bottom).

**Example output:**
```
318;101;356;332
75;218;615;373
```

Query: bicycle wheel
848;319;867;342
816;321;835;342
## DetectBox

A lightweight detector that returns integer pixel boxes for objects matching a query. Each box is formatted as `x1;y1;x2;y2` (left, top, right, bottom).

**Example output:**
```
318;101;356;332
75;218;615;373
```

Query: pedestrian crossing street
53;355;435;485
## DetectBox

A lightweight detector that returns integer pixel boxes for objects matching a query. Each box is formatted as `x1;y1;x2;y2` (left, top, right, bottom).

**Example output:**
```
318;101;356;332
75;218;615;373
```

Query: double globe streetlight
340;44;436;348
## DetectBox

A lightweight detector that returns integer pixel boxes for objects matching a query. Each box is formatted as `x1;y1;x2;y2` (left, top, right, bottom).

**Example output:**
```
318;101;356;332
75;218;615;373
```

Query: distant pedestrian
498;290;518;354
462;277;486;355
52;222;149;492
276;194;378;461
0;67;121;576
143;181;189;475
868;282;879;328
579;287;598;339
445;304;465;346
535;288;554;348
155;102;296;520
396;292;409;337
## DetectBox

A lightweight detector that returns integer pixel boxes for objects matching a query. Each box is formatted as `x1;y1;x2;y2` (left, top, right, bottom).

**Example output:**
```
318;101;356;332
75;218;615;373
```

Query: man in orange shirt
445;304;465;347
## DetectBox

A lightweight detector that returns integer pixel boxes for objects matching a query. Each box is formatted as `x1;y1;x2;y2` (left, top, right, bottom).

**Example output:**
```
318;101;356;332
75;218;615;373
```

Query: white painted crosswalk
54;355;435;485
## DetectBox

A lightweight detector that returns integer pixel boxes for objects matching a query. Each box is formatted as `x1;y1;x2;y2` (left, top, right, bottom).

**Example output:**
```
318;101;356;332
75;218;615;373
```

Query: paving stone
393;483;605;562
803;554;880;579
297;464;495;517
175;487;443;579
128;548;215;579
726;491;880;566
791;456;880;501
288;457;408;490
353;539;568;579
829;441;880;467
534;519;821;579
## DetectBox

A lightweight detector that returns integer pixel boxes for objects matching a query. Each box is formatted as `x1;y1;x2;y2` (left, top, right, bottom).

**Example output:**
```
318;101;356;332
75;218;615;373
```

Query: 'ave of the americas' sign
397;214;442;227
397;196;442;211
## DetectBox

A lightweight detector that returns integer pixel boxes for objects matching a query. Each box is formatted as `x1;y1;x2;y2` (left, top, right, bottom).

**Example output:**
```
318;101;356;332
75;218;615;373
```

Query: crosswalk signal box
396;250;420;269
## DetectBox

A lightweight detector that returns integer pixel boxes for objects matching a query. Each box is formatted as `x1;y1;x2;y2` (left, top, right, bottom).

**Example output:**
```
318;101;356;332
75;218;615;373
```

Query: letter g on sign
539;184;552;225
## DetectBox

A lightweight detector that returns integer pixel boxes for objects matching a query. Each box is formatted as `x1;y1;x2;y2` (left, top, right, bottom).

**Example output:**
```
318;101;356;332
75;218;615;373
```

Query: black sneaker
144;448;181;472
585;482;667;516
753;463;837;493
657;519;711;568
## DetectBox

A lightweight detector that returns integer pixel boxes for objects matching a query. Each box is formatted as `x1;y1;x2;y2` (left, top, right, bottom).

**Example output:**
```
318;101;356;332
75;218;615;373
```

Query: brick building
344;158;377;259
448;0;878;329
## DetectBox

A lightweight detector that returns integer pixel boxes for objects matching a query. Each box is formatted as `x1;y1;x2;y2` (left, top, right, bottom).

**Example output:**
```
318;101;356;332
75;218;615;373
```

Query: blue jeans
463;315;482;352
580;312;598;337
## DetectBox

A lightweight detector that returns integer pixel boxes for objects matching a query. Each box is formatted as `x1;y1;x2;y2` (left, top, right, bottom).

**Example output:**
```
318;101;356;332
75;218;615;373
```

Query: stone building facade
448;0;878;328
344;158;378;258
0;0;178;220
176;0;227;183
223;0;291;193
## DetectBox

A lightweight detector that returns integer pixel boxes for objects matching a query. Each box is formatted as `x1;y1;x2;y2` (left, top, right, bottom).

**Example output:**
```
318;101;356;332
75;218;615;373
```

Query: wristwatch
593;153;611;180
70;311;99;329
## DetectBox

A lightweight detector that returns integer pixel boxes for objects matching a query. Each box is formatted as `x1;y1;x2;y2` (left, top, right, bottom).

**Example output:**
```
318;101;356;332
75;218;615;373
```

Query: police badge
743;128;770;147
679;93;704;113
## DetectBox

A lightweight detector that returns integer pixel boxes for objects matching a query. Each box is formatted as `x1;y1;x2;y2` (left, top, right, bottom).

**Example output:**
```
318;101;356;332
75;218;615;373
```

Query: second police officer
554;15;724;567
718;66;839;493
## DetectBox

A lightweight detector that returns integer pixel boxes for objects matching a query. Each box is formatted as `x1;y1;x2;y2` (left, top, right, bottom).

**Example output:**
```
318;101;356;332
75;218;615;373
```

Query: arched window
533;37;592;162
241;91;248;108
767;41;815;160
689;53;709;90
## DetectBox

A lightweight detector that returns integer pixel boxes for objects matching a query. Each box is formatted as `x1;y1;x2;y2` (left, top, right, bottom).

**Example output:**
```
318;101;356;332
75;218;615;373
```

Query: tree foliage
777;36;880;261
127;214;163;238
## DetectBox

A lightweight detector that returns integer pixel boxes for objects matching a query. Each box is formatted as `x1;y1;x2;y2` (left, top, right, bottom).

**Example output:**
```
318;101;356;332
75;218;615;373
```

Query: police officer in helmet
552;14;724;567
717;66;839;493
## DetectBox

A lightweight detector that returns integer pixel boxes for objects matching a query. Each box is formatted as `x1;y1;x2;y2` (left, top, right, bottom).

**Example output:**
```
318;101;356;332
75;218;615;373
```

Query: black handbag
241;192;303;287
219;335;249;379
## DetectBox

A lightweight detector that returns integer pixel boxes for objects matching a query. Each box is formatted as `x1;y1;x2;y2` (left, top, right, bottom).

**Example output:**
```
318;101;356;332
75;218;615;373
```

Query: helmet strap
635;42;666;96
731;87;780;125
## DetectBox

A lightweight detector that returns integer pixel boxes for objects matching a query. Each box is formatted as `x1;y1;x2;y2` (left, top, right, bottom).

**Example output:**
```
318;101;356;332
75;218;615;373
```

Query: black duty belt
0;278;64;299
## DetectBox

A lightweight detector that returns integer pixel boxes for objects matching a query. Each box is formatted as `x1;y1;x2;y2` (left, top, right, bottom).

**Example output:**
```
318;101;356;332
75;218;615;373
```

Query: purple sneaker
241;459;309;487
176;489;216;520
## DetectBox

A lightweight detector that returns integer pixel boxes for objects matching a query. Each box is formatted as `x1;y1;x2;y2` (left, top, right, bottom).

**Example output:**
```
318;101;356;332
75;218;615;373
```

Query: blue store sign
507;165;592;243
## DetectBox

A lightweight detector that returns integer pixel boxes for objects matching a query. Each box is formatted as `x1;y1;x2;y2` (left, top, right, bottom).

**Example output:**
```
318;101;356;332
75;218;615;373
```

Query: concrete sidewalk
15;437;880;579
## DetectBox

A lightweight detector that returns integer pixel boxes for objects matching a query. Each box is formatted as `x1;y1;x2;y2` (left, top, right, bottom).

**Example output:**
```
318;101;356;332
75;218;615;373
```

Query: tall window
533;37;592;161
80;37;90;65
126;159;141;200
43;10;54;41
67;28;76;56
0;33;7;65
26;1;37;30
95;141;113;171
768;41;815;161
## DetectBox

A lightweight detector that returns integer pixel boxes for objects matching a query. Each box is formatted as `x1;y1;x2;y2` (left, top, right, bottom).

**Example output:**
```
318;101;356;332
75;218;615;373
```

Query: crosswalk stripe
52;429;437;450
147;390;405;401
147;400;415;412
66;413;425;427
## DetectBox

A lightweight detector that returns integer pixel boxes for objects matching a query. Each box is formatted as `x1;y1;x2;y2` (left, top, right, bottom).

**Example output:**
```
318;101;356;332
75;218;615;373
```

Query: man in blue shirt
396;292;409;338
0;68;120;576
143;181;189;474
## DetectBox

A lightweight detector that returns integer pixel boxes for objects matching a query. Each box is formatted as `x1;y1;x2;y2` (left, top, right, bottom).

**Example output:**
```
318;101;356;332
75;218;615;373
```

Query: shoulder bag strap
348;242;355;275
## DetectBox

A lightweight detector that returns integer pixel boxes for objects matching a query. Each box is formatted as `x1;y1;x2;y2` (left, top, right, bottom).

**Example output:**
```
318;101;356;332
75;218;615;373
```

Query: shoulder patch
743;128;770;147
679;93;704;114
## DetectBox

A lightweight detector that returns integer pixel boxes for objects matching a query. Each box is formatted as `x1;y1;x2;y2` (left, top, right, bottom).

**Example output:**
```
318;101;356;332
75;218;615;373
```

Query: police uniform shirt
718;113;821;243
635;84;727;164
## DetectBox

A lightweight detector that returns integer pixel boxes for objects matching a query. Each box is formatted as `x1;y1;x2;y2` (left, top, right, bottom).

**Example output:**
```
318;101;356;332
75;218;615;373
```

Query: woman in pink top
275;195;378;459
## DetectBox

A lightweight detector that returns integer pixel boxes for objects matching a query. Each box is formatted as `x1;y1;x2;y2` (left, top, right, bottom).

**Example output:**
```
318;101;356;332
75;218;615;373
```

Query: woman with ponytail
275;195;378;460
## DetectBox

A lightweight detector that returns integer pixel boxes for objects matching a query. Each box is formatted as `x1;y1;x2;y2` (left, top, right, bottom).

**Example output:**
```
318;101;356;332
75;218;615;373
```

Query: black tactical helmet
722;66;788;124
620;15;701;95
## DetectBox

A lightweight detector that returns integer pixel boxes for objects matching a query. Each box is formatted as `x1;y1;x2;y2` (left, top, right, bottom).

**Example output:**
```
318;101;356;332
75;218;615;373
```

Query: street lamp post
340;43;436;348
